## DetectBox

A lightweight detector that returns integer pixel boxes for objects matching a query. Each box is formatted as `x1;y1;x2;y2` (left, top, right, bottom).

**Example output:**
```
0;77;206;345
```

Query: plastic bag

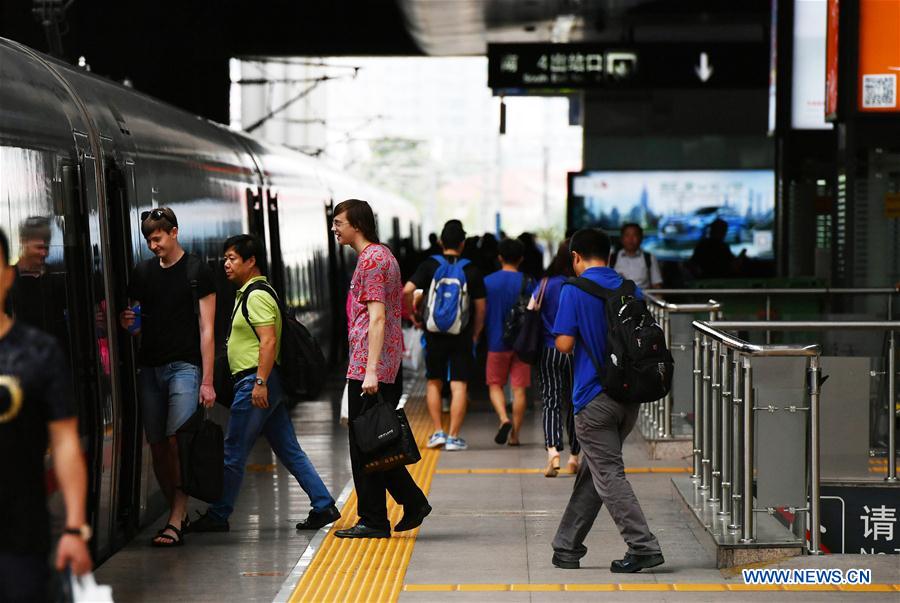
71;572;114;603
402;327;423;371
339;380;349;426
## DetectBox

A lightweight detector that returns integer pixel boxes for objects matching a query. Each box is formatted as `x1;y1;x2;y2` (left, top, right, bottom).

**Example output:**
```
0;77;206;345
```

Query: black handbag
213;350;234;408
351;393;402;455
513;277;548;365
176;406;224;503
362;406;421;474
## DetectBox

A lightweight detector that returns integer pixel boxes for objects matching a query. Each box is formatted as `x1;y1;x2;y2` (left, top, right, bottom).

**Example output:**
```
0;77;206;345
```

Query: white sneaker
427;431;447;449
445;436;468;451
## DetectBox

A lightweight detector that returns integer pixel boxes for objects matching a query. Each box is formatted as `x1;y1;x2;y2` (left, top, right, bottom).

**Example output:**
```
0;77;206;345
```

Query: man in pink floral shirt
331;199;430;539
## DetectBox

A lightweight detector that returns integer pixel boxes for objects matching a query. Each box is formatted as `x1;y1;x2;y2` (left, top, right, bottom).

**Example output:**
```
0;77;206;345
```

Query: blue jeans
210;367;334;520
138;361;200;444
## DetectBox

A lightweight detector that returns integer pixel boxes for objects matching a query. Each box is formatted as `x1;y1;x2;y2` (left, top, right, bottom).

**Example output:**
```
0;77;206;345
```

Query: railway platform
96;370;900;602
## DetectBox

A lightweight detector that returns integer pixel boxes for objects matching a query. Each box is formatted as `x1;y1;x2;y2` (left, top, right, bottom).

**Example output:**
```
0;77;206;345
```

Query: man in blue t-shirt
484;238;534;446
549;228;664;574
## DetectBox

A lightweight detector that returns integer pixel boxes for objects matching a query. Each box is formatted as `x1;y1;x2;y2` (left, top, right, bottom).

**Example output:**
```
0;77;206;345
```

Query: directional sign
488;42;768;91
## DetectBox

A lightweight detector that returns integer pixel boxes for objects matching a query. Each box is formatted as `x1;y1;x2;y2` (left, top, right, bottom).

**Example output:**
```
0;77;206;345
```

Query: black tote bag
351;393;402;454
362;406;421;474
513;278;548;365
176;406;224;503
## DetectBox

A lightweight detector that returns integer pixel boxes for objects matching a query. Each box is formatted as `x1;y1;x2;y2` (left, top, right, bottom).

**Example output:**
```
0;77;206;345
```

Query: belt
232;367;258;383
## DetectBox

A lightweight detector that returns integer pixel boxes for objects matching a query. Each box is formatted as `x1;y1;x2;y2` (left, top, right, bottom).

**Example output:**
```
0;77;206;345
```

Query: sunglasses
140;208;177;227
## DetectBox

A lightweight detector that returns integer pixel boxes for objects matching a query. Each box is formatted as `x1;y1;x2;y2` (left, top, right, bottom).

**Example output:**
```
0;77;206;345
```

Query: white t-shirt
612;250;662;289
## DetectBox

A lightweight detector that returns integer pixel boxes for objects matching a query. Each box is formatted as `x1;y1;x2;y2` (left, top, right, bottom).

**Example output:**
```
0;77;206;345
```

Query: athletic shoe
445;436;468;451
427;431;447;448
610;553;665;573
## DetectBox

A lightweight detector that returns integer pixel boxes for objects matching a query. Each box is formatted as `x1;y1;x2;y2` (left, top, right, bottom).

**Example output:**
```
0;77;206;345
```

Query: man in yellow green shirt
190;234;338;533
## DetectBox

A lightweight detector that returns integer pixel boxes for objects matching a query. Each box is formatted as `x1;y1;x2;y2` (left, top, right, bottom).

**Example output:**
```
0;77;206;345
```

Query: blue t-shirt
484;270;534;352
539;275;566;348
552;267;643;414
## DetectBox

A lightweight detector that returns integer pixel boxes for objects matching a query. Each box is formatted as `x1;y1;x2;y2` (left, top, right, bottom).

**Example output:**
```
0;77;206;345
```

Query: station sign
487;42;768;92
820;485;899;554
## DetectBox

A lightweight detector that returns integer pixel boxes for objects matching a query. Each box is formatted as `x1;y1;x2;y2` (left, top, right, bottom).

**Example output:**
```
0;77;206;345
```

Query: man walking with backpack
119;207;217;547
550;228;665;573
483;238;534;446
190;234;339;534
404;221;486;451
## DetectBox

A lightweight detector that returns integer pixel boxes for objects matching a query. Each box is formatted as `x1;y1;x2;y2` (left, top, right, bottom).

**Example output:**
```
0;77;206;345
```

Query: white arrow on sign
695;52;714;82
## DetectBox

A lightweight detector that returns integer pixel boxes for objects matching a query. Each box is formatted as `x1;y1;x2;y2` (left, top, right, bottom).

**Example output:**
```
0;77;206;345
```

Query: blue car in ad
658;206;751;247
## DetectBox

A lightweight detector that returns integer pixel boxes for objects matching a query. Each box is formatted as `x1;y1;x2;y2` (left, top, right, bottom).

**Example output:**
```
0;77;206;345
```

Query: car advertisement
568;169;775;260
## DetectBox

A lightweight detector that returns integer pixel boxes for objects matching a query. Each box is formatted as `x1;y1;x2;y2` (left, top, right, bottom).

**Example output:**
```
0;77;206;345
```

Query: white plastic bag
339;380;349;426
402;327;423;371
71;572;114;603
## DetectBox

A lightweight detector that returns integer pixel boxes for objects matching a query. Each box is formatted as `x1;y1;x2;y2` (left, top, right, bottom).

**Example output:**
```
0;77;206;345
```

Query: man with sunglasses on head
119;207;217;547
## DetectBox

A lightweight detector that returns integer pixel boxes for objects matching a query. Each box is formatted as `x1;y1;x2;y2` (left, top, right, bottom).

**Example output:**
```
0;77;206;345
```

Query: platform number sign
819;485;899;554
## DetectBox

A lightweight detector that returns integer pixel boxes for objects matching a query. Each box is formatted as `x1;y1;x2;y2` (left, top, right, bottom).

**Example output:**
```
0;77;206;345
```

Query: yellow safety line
402;583;900;593
435;467;691;475
288;382;439;603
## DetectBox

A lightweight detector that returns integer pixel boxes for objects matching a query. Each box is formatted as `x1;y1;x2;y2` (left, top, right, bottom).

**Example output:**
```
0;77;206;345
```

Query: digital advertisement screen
568;170;775;260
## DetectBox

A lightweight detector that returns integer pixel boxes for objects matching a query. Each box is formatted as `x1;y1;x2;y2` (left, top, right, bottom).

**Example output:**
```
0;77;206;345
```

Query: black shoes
551;553;579;569
610;552;665;573
296;505;341;530
334;523;391;539
394;503;432;532
187;510;230;533
494;421;512;445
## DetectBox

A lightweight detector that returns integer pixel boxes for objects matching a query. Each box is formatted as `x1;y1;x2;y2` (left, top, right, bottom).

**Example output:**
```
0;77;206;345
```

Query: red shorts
486;351;531;388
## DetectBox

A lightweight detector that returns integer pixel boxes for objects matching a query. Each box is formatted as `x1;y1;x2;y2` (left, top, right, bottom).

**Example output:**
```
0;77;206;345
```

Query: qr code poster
862;74;897;109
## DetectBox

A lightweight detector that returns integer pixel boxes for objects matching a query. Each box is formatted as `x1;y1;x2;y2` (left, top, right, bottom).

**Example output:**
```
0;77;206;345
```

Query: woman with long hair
533;239;580;477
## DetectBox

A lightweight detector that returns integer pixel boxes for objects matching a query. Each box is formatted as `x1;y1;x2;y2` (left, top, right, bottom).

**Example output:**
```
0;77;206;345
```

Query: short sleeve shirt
612;250;662;289
227;277;282;375
553;267;643;414
346;244;404;383
484;270;534;352
408;254;486;337
0;322;76;554
128;253;215;367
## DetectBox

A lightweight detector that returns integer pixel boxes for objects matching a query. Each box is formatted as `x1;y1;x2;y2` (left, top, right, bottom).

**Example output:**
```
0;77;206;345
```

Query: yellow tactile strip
287;386;439;603
403;583;900;593
435;467;691;475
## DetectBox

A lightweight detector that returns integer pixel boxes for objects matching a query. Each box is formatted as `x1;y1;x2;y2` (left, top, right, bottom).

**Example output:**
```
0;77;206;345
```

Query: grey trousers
552;392;662;561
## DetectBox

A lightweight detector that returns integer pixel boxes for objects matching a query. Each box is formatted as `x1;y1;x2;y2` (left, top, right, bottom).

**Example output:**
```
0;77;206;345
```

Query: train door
265;189;286;297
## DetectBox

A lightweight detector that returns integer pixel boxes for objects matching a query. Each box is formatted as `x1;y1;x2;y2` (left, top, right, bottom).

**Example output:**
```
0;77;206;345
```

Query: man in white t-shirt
609;223;662;289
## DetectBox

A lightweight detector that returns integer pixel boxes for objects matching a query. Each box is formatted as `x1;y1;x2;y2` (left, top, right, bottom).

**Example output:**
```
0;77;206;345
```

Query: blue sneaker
427;431;447;449
445;436;468;451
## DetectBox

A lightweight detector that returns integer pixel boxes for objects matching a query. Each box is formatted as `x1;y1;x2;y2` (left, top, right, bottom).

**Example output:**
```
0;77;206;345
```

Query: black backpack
565;277;673;404
238;281;327;401
502;273;534;347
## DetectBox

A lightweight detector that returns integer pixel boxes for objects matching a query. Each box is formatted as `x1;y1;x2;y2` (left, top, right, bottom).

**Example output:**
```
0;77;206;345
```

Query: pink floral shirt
346;243;403;383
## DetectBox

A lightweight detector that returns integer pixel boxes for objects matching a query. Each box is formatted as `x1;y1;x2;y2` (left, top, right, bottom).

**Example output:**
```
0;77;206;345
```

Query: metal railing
692;321;822;553
693;319;900;554
644;295;720;439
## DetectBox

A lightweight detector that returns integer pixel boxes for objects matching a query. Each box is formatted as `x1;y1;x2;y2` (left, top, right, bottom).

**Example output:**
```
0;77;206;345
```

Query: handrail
707;320;900;331
692;321;821;356
657;287;899;295
645;294;721;313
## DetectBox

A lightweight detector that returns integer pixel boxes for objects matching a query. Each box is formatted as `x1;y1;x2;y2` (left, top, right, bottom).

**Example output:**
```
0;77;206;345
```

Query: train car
0;37;418;563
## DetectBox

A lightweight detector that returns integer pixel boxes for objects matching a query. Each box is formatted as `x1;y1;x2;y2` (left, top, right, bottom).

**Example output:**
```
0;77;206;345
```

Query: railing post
719;346;731;515
741;356;754;543
662;313;673;438
710;340;721;504
887;329;897;482
728;355;742;530
808;354;822;554
765;294;772;345
701;336;712;490
692;332;702;480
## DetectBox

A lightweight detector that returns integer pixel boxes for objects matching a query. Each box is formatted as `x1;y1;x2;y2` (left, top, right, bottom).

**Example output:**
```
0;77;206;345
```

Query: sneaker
427;431;447;449
445;436;468;451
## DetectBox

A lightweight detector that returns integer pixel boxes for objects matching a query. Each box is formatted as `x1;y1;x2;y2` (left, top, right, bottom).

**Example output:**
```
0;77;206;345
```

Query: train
0;37;420;563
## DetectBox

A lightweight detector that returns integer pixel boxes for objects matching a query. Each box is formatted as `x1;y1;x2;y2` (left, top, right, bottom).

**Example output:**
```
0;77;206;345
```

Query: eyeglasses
140;208;177;227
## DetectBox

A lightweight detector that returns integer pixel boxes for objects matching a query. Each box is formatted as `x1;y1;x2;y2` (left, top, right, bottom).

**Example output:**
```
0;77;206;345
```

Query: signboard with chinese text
820;484;899;554
488;43;768;92
858;0;900;113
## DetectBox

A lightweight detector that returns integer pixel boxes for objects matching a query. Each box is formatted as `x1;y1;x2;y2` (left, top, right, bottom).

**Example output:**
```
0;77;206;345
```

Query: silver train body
0;37;419;563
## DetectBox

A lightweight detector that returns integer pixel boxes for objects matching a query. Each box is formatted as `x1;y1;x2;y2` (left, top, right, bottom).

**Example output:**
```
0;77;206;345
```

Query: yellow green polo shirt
227;276;282;375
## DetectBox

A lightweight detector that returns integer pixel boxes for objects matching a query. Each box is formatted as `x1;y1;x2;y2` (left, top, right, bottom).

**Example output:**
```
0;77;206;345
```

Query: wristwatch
64;524;92;542
255;377;267;387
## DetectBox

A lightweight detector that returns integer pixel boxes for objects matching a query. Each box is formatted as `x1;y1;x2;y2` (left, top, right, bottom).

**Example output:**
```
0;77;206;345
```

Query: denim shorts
138;361;200;444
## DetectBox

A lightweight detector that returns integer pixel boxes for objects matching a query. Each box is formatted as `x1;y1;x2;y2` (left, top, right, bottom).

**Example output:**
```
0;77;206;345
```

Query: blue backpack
424;255;471;334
